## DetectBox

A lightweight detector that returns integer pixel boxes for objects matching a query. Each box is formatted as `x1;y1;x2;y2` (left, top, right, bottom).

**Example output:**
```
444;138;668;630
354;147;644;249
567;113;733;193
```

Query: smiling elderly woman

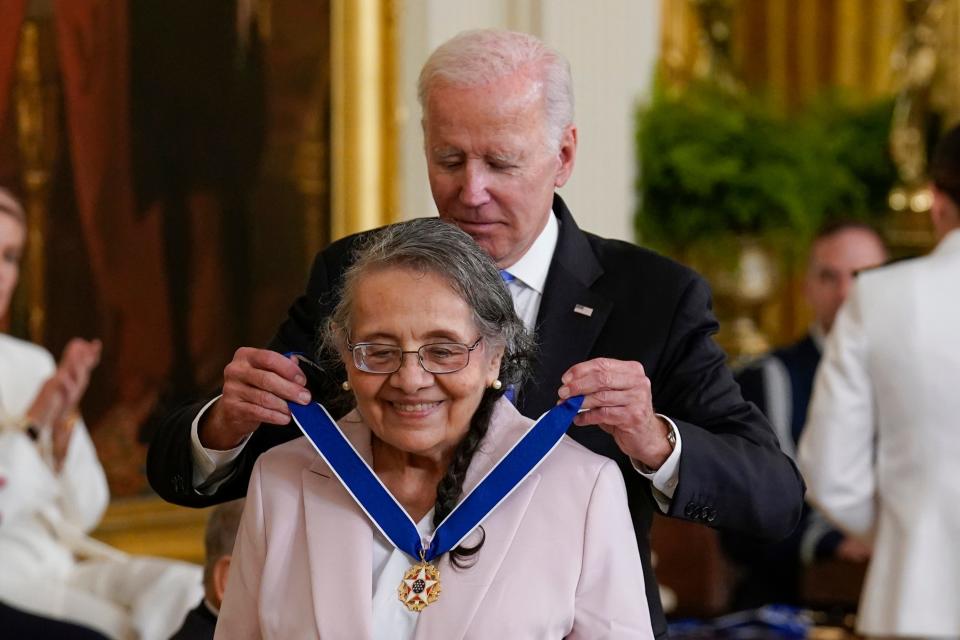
215;218;653;640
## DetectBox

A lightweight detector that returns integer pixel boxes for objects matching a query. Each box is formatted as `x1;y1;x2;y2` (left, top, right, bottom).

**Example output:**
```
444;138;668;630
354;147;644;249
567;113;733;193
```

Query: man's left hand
558;357;673;470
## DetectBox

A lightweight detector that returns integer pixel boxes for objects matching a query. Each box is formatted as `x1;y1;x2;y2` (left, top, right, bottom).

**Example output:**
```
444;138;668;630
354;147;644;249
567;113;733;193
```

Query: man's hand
835;535;872;563
558;357;673;470
199;348;312;450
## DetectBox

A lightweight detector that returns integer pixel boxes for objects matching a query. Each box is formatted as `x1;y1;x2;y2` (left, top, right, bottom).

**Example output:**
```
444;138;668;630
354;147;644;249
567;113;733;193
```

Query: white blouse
371;510;435;640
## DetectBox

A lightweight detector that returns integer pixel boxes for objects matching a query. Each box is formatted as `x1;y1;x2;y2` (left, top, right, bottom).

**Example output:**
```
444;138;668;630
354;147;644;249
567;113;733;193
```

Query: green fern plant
635;78;896;253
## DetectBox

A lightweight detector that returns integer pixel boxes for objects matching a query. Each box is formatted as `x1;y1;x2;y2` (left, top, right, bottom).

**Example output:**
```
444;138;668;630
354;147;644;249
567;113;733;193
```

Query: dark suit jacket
148;194;804;638
0;601;110;640
169;601;217;640
725;335;843;608
737;334;821;446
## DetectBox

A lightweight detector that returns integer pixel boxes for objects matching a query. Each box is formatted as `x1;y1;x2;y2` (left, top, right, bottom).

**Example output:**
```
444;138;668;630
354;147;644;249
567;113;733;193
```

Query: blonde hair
0;188;25;226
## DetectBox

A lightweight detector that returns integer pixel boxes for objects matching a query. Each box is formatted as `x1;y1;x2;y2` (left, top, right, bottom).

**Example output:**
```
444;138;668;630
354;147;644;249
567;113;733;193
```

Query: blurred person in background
170;499;244;640
799;123;960;639
726;221;887;609
0;187;203;640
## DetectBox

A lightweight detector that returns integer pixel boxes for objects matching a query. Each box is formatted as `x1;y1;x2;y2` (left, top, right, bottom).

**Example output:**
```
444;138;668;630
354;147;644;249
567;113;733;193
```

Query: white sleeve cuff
190;395;249;492
631;414;682;512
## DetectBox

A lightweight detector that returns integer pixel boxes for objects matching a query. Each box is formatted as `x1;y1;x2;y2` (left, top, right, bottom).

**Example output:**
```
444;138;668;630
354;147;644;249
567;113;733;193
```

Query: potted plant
635;78;896;355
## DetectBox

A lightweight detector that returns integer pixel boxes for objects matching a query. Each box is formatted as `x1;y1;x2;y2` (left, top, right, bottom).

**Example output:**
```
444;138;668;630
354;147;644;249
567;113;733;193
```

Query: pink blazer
216;399;653;639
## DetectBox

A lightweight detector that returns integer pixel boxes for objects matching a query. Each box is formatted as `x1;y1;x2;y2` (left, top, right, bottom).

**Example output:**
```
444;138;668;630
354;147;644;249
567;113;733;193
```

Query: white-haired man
149;30;803;637
799;125;960;639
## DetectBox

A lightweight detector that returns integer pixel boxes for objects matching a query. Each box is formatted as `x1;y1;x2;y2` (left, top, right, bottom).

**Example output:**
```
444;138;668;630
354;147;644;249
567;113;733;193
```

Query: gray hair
0;188;25;226
321;218;533;389
203;499;245;583
417;29;574;151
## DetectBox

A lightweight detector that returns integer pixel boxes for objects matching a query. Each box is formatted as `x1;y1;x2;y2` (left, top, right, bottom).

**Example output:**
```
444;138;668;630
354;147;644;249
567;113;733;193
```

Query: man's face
805;228;888;333
423;72;576;268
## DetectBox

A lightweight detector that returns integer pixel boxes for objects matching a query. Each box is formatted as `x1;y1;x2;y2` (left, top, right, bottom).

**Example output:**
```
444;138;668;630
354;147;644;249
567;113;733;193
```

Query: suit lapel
520;196;612;417
415;401;541;639
302;416;374;639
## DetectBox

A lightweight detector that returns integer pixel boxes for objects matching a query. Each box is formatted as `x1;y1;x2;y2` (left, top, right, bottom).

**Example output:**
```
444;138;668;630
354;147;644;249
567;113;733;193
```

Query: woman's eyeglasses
347;337;483;374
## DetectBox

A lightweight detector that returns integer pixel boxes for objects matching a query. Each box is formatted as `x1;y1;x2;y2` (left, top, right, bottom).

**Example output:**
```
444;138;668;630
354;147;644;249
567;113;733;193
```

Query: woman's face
0;212;25;319
343;266;503;462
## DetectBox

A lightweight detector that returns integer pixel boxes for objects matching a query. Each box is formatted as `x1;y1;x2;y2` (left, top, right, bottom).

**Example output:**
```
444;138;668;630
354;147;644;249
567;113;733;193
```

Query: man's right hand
835;535;872;563
199;348;312;450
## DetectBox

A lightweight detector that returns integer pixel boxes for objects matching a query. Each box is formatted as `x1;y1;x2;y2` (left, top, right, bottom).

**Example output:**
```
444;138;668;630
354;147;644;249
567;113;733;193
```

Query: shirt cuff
631;414;682;512
190;395;249;493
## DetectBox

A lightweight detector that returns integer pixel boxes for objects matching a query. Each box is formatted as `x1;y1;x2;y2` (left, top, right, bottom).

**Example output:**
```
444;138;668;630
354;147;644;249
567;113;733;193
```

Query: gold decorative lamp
887;0;945;251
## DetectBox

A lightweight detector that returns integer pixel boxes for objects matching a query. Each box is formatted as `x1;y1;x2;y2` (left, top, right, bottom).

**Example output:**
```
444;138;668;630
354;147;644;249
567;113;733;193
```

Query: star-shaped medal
398;561;441;612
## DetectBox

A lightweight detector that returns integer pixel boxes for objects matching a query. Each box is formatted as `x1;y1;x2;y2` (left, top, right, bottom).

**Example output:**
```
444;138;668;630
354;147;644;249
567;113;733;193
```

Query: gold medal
397;551;441;612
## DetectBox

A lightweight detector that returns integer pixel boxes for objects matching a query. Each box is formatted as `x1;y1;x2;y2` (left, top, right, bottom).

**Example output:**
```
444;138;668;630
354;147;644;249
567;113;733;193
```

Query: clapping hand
27;338;102;470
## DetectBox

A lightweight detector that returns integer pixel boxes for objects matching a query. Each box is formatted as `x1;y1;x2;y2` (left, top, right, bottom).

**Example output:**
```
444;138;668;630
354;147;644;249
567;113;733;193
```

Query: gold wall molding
765;0;788;106
834;0;864;91
331;0;399;241
13;18;59;343
660;0;913;106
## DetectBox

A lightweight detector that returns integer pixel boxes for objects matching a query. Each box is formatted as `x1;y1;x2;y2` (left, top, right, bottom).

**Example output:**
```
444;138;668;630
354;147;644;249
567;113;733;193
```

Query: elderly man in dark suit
148;29;803;638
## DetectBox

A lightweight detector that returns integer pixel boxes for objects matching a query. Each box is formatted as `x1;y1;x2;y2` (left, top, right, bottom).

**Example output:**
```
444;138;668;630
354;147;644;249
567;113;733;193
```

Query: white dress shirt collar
809;323;827;353
500;211;559;294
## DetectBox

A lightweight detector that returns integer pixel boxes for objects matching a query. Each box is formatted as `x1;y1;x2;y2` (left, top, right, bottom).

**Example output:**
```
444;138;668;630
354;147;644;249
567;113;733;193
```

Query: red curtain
0;0;27;185
54;0;172;402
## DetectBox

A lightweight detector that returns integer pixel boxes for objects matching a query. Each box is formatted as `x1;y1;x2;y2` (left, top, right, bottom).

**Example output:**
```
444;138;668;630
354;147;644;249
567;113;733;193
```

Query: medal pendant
398;559;441;612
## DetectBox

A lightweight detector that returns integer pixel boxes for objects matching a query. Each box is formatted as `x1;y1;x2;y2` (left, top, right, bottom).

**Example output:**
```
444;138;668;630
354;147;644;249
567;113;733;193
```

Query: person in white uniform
799;124;960;639
0;187;203;640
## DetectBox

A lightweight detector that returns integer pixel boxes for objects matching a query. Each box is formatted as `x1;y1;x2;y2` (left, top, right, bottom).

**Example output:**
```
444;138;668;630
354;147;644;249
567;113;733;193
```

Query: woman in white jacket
0;187;202;640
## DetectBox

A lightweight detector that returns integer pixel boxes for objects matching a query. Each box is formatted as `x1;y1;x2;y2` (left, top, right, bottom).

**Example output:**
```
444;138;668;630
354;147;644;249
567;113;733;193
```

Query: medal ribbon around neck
288;395;584;565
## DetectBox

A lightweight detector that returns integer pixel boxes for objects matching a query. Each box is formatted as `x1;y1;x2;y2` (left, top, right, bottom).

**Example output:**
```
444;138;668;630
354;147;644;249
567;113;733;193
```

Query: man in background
170;499;245;640
799;123;960;638
727;221;887;608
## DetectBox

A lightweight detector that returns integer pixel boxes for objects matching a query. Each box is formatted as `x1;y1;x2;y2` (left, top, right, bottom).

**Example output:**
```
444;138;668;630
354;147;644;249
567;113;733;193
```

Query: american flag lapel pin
573;304;594;317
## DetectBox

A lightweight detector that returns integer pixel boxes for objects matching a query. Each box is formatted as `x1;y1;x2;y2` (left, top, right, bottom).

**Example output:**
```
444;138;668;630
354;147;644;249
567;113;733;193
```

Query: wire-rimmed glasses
346;337;483;374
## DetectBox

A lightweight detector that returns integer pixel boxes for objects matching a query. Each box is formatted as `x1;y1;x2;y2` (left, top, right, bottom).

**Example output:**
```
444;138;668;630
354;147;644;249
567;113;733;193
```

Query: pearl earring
491;380;503;390
341;380;351;391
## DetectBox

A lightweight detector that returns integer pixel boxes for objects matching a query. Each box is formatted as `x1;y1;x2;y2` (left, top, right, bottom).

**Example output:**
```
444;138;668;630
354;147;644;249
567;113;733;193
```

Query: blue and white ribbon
289;396;583;562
